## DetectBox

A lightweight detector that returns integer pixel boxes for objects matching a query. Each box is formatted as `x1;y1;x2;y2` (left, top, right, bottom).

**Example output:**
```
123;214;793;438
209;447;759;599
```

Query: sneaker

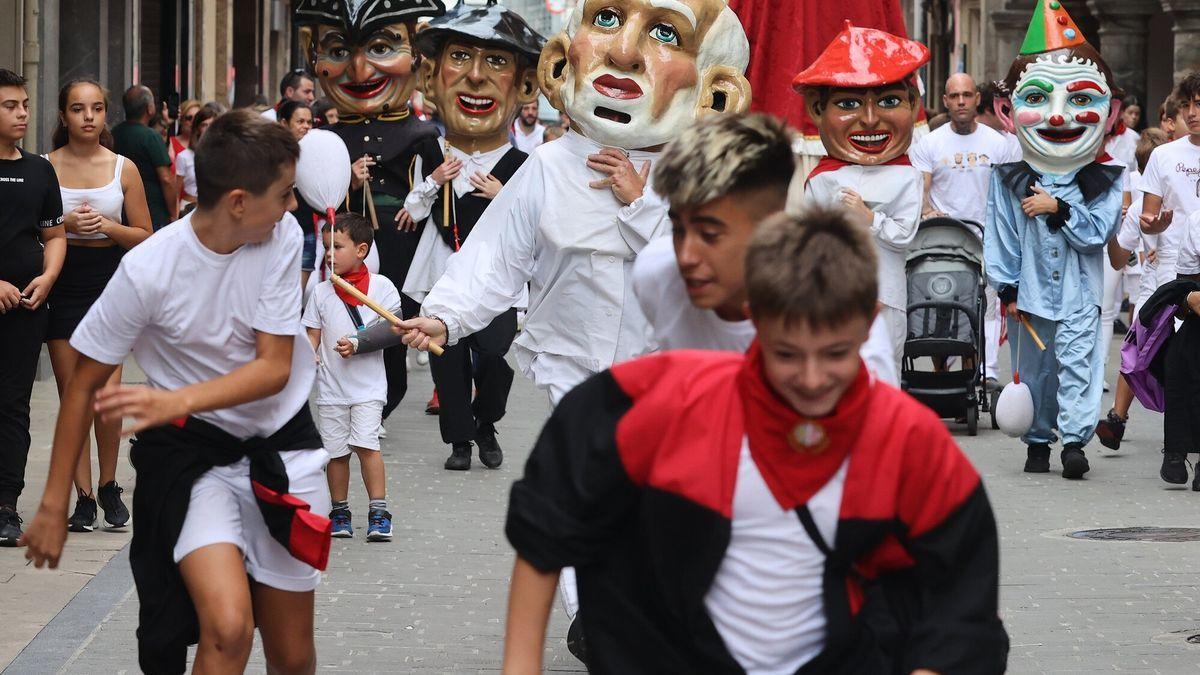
97;481;129;528
1094;410;1126;451
567;615;588;664
366;509;393;542
1161;451;1189;485
445;442;472;471
1060;444;1090;480
0;507;22;547
378;422;388;439
1024;444;1051;473
477;423;503;469
984;377;1001;393
425;390;441;415
68;493;97;533
330;507;354;538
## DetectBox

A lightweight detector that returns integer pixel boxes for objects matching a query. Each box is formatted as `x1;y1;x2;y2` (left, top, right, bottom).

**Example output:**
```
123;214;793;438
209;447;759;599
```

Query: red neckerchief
805;154;913;186
736;340;873;509
333;265;370;307
1096;151;1113;163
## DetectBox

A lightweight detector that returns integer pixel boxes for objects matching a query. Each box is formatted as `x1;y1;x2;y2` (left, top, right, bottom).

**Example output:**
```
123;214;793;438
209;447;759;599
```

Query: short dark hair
977;81;999;115
194;109;300;209
1135;128;1169;174
278;99;311;124
1160;96;1180;123
745;207;878;329
1176;72;1200;106
0;68;26;89
122;85;155;120
280;69;313;99
321;212;375;251
189;102;225;145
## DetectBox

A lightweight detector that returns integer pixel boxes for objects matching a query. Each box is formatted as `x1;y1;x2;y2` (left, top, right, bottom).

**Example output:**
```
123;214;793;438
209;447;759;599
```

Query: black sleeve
901;483;1009;674
39;161;64;228
505;370;641;572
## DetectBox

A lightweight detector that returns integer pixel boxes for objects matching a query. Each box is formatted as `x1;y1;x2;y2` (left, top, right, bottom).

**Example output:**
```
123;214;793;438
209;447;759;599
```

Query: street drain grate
1068;527;1200;542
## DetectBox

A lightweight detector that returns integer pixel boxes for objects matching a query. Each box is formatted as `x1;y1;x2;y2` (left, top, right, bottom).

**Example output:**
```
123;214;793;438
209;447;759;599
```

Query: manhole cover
1068;527;1200;542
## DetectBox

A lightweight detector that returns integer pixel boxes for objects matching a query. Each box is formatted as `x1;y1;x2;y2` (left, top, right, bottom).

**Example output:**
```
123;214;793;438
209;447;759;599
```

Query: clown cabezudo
984;0;1124;480
342;1;546;473
793;22;929;383
294;0;448;422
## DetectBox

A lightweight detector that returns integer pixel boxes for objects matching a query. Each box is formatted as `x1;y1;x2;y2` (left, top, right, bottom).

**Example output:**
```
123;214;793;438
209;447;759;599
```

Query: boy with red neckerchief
304;213;399;542
502;208;1008;674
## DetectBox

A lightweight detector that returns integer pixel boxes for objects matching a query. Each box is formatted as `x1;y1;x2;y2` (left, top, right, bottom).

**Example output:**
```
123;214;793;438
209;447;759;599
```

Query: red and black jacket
507;348;1008;674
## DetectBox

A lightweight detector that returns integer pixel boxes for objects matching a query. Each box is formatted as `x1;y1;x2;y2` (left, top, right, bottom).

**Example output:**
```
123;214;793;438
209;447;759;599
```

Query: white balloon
995;381;1035;438
296;129;351;217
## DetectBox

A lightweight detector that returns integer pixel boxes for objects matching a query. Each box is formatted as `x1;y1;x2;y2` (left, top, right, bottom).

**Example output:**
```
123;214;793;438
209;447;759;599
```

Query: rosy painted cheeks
1016;110;1043;127
1074;110;1101;124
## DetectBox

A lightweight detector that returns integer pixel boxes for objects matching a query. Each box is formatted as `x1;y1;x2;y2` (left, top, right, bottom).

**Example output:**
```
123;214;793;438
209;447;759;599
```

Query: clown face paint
814;85;917;165
557;0;724;148
429;41;524;150
1011;53;1114;175
313;24;417;116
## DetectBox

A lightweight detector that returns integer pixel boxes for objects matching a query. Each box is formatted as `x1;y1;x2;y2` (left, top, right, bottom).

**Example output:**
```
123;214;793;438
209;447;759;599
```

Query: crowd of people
0;0;1197;671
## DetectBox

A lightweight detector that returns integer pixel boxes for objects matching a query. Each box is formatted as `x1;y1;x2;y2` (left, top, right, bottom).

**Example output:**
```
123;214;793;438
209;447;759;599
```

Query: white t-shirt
1105;127;1139;171
260;107;278;122
704;442;845;674
511;121;545;155
1138;136;1200;218
1174;211;1200;277
175;148;197;198
909;123;1021;227
302;272;400;406
70;213;315;440
632;236;756;351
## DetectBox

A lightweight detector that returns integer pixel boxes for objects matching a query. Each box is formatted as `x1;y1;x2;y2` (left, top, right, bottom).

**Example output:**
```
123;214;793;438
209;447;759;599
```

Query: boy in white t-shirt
22;110;330;673
303;213;397;542
633;113;896;384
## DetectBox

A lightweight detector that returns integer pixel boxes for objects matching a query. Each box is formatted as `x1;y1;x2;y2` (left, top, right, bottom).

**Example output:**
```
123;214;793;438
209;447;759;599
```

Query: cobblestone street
5;341;1200;673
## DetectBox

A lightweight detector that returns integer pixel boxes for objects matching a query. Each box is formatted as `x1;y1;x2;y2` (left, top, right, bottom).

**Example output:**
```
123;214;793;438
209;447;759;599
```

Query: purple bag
1120;303;1176;412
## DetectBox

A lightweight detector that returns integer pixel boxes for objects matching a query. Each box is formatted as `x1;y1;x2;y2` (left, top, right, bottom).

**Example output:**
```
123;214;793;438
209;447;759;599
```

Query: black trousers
0;303;48;507
373;200;424;420
429;309;517;444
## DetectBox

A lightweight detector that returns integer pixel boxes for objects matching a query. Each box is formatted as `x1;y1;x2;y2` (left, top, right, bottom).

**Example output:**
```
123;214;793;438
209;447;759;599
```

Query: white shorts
173;448;331;592
317;401;383;458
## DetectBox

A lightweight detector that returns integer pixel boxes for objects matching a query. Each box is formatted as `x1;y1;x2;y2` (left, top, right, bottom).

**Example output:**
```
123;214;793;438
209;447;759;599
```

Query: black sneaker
1161;451;1189;485
1024;444;1051;473
445;442;472;471
68;493;97;532
566;614;588;665
1061;444;1090;480
1094;410;1126;451
0;507;21;546
97;481;129;528
477;422;503;469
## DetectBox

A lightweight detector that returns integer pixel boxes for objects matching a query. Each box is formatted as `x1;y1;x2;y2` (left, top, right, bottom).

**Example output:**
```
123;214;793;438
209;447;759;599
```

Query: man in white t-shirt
910;73;1022;388
22;111;330;673
261;69;316;122
634;113;897;384
510;99;545;154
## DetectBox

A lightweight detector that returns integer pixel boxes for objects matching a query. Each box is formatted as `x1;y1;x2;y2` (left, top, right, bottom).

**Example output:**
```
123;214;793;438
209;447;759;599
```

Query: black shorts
45;244;124;342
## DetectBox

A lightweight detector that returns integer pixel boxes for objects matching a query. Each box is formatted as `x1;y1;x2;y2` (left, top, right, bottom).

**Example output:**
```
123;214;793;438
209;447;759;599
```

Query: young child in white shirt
303;213;398;542
22;110;330;673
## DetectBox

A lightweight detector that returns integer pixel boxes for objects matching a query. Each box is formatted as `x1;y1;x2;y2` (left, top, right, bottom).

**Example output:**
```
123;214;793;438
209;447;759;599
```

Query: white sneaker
378;422;388;439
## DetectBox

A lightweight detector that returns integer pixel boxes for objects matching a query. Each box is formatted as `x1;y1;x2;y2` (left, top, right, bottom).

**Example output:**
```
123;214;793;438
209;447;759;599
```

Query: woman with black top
44;78;152;533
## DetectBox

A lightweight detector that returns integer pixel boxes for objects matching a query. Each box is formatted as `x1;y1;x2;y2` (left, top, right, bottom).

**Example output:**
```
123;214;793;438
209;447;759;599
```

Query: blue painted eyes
594;9;620;28
649;24;679;46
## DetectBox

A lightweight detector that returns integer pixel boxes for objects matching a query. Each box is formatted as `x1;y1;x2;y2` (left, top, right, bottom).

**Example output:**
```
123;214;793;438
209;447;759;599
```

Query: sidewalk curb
4;544;133;674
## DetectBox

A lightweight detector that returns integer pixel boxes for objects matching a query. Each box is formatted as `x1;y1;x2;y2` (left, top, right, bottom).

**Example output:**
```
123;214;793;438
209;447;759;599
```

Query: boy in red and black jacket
502;208;1009;674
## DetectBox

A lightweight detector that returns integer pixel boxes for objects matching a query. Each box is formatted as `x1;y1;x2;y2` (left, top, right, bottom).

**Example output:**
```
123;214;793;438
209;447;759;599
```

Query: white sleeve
871;170;923;252
860;315;897;387
175;154;186;178
253;220;304;336
421;160;540;344
1138;149;1165;198
404;156;441;222
1177;214;1200;276
908;135;934;173
631;236;676;330
301;284;322;330
616;186;670;253
1115;208;1142;253
70;262;152;365
374;275;403;316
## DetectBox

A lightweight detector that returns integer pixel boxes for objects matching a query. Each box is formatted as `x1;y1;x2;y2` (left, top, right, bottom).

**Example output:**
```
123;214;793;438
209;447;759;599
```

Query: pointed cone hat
1019;0;1087;55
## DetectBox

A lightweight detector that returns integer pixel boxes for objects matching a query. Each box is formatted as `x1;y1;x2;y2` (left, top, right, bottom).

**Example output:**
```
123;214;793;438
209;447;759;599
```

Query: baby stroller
901;217;995;435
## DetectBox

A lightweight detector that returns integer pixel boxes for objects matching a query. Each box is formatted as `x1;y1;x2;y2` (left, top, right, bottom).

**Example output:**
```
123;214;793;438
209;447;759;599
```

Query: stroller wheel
966;404;979;436
989;389;1001;429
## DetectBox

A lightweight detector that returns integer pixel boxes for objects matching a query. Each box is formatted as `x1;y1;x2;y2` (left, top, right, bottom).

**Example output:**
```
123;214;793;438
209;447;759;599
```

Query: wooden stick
330;274;444;356
1018;314;1046;351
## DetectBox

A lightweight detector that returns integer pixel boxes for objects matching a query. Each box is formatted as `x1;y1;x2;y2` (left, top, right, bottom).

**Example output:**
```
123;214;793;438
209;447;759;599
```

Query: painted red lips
593;75;643;100
338;77;390;100
456;94;497;115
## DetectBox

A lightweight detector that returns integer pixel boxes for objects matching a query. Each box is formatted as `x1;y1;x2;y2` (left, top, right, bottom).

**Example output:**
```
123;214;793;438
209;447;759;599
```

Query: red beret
792;21;930;90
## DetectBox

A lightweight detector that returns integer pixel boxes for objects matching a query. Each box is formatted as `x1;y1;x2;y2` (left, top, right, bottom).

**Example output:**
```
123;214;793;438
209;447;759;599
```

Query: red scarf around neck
736;340;874;509
805;154;912;186
333;265;370;307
